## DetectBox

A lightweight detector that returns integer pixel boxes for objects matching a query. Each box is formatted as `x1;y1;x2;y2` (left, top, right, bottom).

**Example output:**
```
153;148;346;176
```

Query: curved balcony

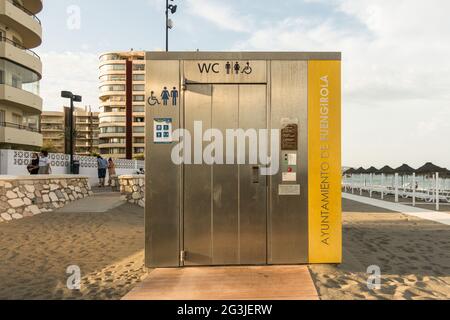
0;121;42;148
22;0;43;15
99;90;126;101
0;37;41;77
0;0;42;49
0;84;42;113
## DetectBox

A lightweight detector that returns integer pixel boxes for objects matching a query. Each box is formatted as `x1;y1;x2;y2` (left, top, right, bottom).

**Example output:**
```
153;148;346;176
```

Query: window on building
133;84;145;91
133;126;145;133
134;147;145;154
134;137;145;144
133;95;145;102
134;117;145;123
100;84;126;92
12;113;22;125
99;64;126;72
0;110;5;124
132;64;145;71
133;105;145;113
133;74;145;81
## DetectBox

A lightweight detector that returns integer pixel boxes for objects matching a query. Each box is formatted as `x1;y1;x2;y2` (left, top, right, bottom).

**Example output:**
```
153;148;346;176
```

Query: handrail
7;0;41;25
0;36;40;60
0;121;41;133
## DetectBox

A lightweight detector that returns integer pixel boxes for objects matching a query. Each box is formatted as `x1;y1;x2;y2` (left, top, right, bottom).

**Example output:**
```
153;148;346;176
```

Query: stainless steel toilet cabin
145;52;342;268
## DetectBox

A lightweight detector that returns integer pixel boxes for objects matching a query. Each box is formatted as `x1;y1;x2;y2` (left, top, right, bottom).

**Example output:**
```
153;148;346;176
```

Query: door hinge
180;251;187;263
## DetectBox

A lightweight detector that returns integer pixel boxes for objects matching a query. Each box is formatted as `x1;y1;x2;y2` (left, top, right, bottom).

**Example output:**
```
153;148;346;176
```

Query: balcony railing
0;121;40;133
0;36;40;60
7;0;41;25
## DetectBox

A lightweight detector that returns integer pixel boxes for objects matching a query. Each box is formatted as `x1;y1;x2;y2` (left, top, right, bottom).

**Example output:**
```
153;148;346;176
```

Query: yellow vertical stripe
308;60;342;264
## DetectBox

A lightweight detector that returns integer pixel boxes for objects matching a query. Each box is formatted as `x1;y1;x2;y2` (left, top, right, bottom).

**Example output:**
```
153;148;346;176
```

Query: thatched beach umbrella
344;167;356;175
395;164;415;175
378;165;396;175
354;167;367;174
416;162;446;176
365;166;379;174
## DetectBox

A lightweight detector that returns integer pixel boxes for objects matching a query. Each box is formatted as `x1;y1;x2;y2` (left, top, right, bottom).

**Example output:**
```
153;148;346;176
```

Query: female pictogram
161;87;170;106
234;62;241;75
148;91;161;106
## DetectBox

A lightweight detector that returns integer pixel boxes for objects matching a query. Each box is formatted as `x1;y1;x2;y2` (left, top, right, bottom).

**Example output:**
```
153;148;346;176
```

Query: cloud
185;0;255;33
40;51;99;112
233;0;450;167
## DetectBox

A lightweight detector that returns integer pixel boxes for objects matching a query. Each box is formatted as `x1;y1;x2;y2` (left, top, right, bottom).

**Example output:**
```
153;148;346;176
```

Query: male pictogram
171;87;179;106
225;62;232;74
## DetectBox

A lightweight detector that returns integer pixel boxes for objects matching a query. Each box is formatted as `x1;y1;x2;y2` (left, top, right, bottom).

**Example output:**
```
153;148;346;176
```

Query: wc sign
198;61;253;75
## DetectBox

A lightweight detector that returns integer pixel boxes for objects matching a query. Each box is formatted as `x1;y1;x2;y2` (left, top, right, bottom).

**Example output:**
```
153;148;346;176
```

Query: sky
35;0;450;169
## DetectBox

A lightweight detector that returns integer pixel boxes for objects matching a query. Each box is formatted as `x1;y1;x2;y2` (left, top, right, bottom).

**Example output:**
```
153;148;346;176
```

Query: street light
61;91;82;174
166;0;178;51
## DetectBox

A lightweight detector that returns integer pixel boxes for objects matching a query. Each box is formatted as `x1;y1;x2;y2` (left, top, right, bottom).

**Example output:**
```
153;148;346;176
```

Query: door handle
252;166;260;184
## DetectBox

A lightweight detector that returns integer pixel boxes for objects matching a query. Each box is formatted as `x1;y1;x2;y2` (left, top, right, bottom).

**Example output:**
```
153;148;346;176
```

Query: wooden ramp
123;266;319;300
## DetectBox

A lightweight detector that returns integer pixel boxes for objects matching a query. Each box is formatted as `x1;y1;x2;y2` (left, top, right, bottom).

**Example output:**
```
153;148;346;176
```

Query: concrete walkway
343;193;450;226
57;192;125;213
123;266;319;300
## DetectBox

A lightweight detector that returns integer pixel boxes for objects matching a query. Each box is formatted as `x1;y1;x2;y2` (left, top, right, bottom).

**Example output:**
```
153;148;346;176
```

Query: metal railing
0;37;40;60
0;121;41;133
7;0;41;25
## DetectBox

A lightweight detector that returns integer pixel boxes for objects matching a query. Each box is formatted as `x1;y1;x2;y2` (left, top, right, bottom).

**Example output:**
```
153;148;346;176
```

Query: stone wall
0;175;92;223
119;175;145;208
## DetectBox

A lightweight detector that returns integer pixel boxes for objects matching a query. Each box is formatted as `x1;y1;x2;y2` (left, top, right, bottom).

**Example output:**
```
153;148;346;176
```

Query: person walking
107;158;117;187
38;151;51;175
27;153;40;175
97;156;108;187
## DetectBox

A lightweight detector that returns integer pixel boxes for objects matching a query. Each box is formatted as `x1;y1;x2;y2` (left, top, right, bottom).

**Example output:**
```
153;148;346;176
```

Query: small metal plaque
281;124;298;151
279;184;301;196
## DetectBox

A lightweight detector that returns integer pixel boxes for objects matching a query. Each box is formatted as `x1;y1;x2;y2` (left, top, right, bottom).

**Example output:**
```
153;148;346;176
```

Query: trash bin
72;160;80;175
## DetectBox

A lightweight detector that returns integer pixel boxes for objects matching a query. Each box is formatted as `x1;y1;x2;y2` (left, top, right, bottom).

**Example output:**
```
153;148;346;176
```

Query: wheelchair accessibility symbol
148;91;160;106
241;62;253;75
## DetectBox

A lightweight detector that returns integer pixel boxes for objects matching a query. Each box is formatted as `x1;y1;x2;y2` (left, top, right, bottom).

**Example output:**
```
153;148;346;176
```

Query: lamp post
166;0;177;52
61;91;82;174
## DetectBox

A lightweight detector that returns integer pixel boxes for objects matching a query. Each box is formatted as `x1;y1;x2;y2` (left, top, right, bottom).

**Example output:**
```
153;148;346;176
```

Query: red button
288;167;293;173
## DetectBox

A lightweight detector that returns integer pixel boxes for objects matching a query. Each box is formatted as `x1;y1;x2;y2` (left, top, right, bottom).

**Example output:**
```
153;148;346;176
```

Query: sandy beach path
0;193;146;300
310;199;450;300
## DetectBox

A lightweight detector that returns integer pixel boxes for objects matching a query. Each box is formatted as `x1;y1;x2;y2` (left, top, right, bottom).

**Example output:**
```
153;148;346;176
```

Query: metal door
184;84;268;266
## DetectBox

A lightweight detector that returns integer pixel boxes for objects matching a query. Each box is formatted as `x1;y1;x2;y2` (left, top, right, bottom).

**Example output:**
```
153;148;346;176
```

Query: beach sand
309;199;450;300
1;197;449;300
0;202;146;300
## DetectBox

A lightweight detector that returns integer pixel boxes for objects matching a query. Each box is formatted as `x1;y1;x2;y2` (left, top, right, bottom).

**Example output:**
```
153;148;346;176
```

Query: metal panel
238;85;268;265
184;84;213;266
211;85;240;265
145;60;181;267
146;52;342;61
269;61;309;264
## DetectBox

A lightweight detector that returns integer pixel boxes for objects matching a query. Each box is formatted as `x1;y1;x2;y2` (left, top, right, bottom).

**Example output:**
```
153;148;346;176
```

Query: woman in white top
38;151;51;175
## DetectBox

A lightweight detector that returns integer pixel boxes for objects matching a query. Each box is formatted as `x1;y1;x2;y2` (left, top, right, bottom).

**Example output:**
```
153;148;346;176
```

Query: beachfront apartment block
41;107;100;156
40;111;65;153
98;51;146;160
0;0;43;151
